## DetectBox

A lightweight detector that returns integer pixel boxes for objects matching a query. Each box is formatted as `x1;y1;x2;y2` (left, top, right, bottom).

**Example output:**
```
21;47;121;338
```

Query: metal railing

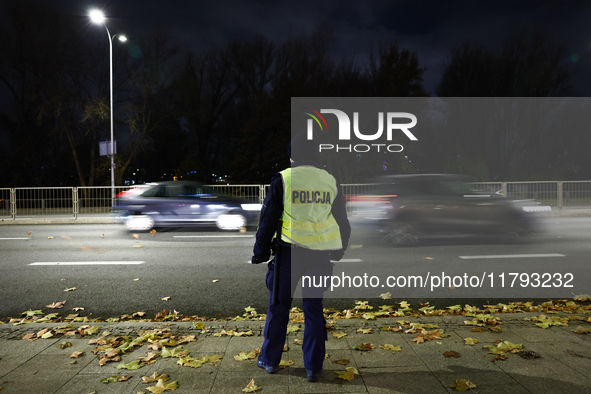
2;181;591;220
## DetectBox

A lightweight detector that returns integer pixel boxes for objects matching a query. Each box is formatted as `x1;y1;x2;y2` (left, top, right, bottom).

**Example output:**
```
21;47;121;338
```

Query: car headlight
241;203;262;211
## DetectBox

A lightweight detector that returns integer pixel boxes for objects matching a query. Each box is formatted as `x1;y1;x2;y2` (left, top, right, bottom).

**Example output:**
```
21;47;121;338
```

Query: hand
329;250;345;262
251;255;270;264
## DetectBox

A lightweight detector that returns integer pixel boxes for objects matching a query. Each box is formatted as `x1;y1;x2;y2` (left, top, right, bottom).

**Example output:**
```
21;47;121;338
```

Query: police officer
251;132;351;382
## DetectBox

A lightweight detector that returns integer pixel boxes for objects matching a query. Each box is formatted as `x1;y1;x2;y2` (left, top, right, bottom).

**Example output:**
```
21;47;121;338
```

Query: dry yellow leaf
242;378;261;393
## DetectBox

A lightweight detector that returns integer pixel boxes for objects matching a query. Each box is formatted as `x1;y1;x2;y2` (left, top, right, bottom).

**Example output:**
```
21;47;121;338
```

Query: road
0;217;589;320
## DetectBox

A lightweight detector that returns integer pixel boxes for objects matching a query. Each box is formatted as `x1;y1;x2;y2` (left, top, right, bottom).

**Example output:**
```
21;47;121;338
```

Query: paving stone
288;366;368;393
288;349;359;371
0;338;58;378
537;341;591;378
509;326;587;343
496;355;591;394
211;370;290;393
54;374;139;394
361;366;448;394
132;365;217;393
345;334;424;368
0;353;94;394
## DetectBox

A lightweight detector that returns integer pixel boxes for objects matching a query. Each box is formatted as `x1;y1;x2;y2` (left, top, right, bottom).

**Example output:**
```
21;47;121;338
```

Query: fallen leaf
332;332;347;339
335;367;362;381
134;278;140;281
357;328;372;334
379;344;402;353
279;359;294;368
491;355;509;363
332;359;350;365
161;297;171;301
573;326;591;334
517;350;542;359
100;376;119;384
380;292;392;299
46;301;66;309
142;372;170;384
464;337;480;345
294;339;303;345
234;348;261;361
450;379;477;392
59;341;73;349
21;310;43;317
212;279;219;283
116;360;142;370
286;325;300;334
41;331;54;339
118;376;132;382
147;379;179;393
72;307;84;311
48;236;54;239
22;333;36;341
161;346;185;358
353;343;375;352
133;234;139;239
64;287;77;292
574;294;591;302
26;231;31;235
425;257;434;260
488;327;502;332
443;351;461;358
133;245;145;248
70;351;85;358
471;327;486;332
242;378;260;393
150;229;157;235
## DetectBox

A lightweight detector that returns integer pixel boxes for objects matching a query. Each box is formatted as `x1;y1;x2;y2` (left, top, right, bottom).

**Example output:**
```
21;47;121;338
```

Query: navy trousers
260;245;333;372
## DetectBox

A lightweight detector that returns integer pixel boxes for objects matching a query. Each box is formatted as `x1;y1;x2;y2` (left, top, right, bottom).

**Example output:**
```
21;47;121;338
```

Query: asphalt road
0;217;589;320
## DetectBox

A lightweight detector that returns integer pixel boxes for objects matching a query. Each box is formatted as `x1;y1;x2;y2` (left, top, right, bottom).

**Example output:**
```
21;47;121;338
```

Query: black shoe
257;357;279;374
306;369;321;382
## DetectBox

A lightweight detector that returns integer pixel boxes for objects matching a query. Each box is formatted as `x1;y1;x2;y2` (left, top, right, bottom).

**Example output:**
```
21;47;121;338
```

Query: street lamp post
89;10;126;209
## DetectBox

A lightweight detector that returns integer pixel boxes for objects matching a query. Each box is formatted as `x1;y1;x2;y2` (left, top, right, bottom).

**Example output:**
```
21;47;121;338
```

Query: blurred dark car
350;174;540;245
114;181;262;231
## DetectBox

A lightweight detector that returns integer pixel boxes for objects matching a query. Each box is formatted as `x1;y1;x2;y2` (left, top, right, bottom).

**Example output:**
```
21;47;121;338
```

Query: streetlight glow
88;9;126;210
88;9;105;25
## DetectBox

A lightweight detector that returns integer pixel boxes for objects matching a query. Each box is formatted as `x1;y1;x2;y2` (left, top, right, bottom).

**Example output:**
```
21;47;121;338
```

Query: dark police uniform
251;155;351;380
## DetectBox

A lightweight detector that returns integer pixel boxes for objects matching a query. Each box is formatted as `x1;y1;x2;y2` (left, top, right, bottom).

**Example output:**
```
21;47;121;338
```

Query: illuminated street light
88;9;127;209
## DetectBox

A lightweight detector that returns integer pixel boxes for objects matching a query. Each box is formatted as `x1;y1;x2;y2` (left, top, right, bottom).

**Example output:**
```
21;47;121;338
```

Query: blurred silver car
114;181;261;231
350;174;540;244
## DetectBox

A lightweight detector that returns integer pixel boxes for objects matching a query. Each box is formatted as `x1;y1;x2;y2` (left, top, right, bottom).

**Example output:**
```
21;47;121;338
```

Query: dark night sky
21;0;591;96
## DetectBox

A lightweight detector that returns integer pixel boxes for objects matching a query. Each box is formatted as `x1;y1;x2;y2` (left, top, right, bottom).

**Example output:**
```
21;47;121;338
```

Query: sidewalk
1;313;590;393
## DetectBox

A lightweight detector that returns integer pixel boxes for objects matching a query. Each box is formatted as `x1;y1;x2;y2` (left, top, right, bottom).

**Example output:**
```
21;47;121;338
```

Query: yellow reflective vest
279;166;343;250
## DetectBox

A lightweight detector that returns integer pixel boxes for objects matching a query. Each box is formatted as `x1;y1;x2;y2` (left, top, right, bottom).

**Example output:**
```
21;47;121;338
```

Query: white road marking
459;254;565;260
0;238;29;240
173;235;254;238
332;258;363;263
29;261;145;266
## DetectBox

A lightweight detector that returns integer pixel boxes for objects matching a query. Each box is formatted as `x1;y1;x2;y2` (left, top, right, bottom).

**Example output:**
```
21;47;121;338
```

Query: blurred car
114;181;262;231
349;174;541;245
